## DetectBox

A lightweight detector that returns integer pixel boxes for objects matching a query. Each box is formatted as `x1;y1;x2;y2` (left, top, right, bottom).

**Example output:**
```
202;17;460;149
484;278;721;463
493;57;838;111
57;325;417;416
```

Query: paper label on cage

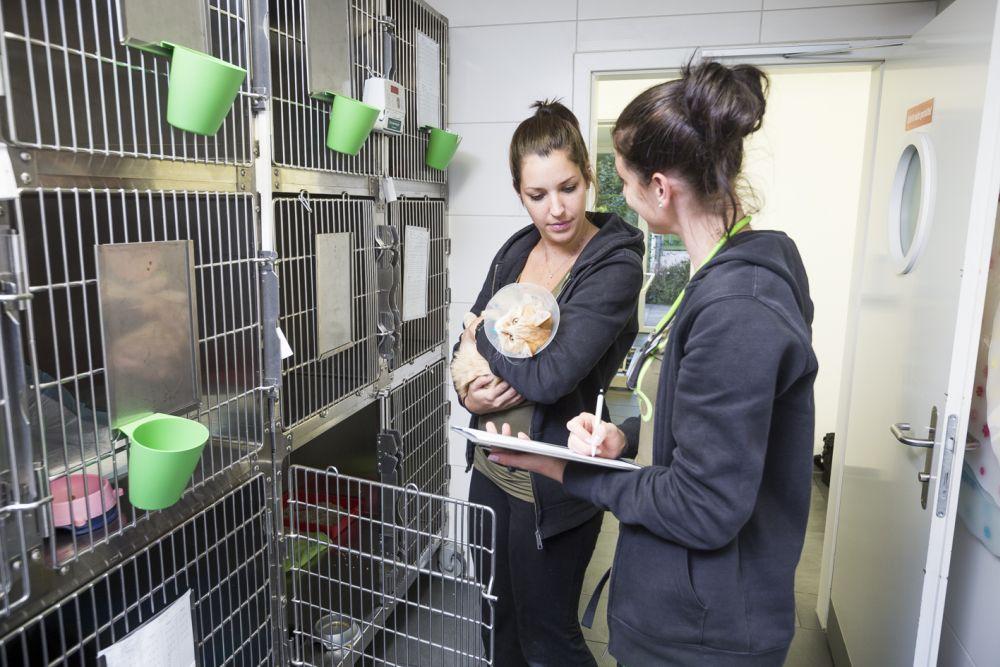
0;145;18;200
276;326;294;360
97;590;196;667
416;31;442;129
402;226;430;321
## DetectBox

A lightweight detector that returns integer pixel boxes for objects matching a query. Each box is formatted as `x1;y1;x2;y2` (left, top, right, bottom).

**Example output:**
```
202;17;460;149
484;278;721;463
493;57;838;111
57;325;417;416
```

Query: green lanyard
633;215;751;421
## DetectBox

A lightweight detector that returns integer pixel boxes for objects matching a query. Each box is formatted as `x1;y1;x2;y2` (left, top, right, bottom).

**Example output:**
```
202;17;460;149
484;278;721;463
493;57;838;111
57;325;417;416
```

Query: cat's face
493;300;554;357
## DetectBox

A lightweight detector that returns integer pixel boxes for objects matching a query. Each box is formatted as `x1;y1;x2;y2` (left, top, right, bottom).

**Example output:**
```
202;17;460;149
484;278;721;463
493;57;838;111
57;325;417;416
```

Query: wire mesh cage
0;0;254;164
274;194;380;433
388;199;446;369
385;0;447;184
284;465;494;666
269;0;385;176
0;231;45;619
386;360;447;500
0;474;274;666
10;188;264;567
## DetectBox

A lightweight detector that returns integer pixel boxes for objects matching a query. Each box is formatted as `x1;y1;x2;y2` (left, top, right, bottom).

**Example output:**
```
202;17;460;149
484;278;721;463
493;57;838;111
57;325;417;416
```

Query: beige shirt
472;271;570;502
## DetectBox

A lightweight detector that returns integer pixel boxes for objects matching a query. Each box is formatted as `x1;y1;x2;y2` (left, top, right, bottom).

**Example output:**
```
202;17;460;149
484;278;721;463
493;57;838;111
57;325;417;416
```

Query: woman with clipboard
486;60;818;666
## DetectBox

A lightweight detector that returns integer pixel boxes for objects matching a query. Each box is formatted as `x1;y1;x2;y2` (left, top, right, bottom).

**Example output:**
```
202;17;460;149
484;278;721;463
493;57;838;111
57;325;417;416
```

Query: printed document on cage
402;225;430;321
97;590;196;667
416;30;441;129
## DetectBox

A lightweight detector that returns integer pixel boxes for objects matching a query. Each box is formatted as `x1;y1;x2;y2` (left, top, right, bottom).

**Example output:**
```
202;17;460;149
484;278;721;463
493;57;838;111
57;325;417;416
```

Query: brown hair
613;60;768;231
509;100;594;194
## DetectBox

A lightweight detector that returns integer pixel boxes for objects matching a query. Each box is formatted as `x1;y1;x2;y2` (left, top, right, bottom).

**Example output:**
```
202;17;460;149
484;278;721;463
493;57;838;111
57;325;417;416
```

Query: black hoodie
564;230;818;666
455;212;644;541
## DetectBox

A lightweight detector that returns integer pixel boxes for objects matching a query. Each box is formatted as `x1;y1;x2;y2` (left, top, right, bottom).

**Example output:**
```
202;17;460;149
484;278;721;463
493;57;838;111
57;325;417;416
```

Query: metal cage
269;0;385;176
385;0;447;185
285;465;494;666
274;194;380;434
0;474;274;666
0;0;254;164
385;360;447;499
388;198;446;368
10;188;264;567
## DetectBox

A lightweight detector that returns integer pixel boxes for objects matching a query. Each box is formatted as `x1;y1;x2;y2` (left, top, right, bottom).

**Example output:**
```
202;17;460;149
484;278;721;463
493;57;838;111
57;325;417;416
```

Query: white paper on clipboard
451;426;642;471
415;30;441;129
97;590;196;667
402;225;430;321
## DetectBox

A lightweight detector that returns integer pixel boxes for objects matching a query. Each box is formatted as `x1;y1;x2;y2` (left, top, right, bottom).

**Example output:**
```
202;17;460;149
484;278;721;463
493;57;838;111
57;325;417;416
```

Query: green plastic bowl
425;127;461;170
326;95;380;155
123;413;209;510
165;43;246;136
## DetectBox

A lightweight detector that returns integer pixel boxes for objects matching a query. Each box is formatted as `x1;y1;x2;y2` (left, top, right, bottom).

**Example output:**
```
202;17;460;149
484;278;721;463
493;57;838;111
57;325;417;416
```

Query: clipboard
451;426;642;471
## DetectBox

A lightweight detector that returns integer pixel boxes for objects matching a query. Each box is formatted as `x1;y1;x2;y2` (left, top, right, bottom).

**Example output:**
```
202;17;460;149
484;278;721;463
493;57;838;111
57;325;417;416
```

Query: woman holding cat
486;61;817;666
451;100;644;666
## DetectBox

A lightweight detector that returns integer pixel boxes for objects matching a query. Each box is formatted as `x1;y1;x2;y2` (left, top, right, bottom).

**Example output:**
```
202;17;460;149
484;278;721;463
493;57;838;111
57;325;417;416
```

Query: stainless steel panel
386;0;448;184
270;0;384;175
304;0;353;99
0;1;253;163
0;474;274;666
96;241;200;429
117;0;210;55
316;232;354;357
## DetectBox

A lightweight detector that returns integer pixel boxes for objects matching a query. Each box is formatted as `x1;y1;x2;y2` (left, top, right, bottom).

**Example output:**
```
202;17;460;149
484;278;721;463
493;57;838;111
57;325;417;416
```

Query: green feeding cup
165;43;246;136
425;127;461;170
122;413;209;510
326;95;380;155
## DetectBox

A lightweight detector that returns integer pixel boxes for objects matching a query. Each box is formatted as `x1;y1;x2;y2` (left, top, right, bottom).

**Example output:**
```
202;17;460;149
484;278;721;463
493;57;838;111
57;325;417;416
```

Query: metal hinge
935;414;958;518
444;238;451;255
445;287;451;306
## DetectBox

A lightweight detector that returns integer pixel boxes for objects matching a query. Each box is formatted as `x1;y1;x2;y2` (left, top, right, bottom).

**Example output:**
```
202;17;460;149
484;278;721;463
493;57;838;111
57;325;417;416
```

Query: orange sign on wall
906;98;934;131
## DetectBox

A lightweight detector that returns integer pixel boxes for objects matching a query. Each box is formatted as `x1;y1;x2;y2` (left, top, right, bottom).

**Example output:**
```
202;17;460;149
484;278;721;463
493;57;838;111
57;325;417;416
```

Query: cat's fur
451;300;554;400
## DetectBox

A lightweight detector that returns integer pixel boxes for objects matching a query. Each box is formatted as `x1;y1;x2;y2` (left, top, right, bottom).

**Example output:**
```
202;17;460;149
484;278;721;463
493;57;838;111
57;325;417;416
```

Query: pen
590;389;604;457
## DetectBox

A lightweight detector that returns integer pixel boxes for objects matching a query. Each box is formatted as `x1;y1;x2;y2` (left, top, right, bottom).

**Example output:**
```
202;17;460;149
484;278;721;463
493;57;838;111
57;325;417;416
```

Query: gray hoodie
564;230;818;666
455;211;645;541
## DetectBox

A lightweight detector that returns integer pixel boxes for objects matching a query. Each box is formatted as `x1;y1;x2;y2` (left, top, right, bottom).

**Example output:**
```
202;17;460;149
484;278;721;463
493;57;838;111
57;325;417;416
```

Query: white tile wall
449;215;530;303
449;22;577;124
576;11;762;52
763;0;905;9
447;122;522;216
760;2;937;42
424;0;576;27
578;0;761;21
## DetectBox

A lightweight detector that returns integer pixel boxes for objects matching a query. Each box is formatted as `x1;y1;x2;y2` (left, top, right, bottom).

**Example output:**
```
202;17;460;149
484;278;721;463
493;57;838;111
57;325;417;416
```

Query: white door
831;0;1000;665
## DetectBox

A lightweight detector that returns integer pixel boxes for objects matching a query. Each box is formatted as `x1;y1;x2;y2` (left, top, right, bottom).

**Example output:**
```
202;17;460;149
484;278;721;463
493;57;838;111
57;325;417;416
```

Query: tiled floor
580;390;834;666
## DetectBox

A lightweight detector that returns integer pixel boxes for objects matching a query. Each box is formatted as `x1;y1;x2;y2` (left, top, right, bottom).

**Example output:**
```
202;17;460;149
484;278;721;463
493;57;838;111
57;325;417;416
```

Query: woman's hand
566;412;627;459
464;375;525;415
483;422;568;483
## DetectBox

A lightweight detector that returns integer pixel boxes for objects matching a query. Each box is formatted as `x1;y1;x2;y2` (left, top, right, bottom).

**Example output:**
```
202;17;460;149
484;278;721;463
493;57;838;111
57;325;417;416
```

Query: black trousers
469;468;603;667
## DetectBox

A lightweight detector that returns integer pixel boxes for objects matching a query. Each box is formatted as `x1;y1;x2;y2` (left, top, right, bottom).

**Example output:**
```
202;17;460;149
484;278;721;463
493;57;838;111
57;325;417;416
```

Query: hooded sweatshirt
455;211;645;541
564;230;818;666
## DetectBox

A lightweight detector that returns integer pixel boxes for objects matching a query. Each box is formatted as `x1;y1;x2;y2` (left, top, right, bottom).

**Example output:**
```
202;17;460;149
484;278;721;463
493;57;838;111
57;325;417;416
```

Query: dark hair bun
530;99;582;132
681;61;768;148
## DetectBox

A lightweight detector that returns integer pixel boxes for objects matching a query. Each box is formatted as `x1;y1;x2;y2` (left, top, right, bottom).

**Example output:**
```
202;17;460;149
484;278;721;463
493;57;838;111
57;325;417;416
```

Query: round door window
888;134;935;274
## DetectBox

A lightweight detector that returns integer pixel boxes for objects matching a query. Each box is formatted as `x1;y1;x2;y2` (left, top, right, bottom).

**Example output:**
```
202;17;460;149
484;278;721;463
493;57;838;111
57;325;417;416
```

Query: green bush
647;259;690;305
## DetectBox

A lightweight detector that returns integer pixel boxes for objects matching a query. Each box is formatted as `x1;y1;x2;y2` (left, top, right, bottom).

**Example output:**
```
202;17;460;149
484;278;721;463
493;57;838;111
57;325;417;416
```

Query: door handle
890;422;935;448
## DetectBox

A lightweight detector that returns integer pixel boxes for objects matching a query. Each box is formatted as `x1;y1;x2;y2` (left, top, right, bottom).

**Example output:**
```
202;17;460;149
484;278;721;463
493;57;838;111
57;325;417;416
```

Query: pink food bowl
51;474;122;528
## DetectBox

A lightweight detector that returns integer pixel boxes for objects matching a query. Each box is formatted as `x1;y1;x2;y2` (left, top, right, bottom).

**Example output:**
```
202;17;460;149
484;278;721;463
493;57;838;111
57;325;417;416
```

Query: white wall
424;0;938;499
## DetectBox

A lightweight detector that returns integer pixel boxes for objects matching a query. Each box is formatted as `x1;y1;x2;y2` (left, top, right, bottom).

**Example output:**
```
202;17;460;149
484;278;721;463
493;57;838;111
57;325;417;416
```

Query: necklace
541;227;592;280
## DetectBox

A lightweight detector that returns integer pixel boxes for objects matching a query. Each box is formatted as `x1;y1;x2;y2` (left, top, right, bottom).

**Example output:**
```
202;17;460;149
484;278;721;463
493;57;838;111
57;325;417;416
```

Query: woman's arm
558;297;810;551
473;253;643;404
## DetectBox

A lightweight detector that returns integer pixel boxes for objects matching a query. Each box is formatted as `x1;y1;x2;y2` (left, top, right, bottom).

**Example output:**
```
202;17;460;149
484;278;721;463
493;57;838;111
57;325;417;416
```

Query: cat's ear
529;309;552;326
